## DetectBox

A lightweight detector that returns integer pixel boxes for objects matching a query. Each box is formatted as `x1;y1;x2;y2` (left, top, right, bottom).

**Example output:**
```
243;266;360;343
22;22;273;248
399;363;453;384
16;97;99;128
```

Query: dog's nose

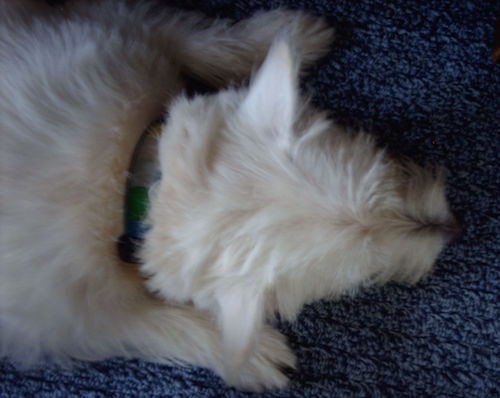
441;215;464;244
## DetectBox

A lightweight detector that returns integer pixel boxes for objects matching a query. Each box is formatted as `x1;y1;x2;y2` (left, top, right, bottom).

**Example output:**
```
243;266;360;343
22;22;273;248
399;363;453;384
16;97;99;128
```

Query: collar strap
117;118;163;264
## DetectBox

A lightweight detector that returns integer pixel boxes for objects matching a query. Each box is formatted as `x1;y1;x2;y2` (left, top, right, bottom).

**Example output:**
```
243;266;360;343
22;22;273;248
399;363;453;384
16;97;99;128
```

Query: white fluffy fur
0;0;458;391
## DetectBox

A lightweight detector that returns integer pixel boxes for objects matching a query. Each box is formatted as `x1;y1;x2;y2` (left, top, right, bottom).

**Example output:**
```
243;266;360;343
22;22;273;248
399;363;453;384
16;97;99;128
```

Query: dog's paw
243;10;334;67
221;326;296;392
285;11;335;66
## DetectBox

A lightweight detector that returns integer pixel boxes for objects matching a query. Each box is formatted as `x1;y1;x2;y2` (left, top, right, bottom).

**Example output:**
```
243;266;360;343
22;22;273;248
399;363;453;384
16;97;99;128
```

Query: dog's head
144;39;461;366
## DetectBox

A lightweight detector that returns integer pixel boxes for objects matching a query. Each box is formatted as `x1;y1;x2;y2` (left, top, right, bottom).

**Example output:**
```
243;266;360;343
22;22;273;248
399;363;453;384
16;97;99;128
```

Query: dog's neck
117;118;163;264
117;80;216;264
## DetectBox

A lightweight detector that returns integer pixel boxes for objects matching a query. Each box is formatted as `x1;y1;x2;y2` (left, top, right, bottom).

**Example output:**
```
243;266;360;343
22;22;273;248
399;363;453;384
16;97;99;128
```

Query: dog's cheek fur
143;39;303;366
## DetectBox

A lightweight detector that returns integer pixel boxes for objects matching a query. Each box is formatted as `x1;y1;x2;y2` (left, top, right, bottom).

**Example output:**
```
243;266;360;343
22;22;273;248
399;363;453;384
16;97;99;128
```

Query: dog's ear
215;283;265;369
239;37;298;149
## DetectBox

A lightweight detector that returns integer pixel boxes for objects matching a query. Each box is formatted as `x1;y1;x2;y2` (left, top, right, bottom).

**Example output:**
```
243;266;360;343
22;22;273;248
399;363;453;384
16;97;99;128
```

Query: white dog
0;0;461;391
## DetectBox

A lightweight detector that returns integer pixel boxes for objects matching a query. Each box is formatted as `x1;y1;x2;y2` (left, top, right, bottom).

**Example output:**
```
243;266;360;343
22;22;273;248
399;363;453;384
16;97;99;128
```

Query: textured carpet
1;0;499;397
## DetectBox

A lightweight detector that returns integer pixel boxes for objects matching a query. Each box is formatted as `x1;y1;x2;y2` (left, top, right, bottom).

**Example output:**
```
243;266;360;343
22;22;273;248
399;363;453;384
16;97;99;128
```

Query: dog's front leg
72;2;333;88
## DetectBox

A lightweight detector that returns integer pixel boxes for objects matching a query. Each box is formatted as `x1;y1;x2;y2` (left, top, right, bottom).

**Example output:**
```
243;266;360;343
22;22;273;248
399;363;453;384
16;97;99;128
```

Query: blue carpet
1;0;499;397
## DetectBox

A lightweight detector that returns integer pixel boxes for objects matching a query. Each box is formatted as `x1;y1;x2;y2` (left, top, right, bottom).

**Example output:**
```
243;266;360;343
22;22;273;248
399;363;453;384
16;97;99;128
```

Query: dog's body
0;0;459;391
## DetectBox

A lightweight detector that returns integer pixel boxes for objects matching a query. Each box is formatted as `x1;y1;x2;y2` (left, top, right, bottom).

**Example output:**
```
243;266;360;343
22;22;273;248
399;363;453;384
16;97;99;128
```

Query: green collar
117;119;163;264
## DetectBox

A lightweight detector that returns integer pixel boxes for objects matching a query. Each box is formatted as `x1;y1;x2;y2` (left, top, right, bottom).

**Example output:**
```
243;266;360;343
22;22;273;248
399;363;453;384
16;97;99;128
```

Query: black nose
442;215;464;244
